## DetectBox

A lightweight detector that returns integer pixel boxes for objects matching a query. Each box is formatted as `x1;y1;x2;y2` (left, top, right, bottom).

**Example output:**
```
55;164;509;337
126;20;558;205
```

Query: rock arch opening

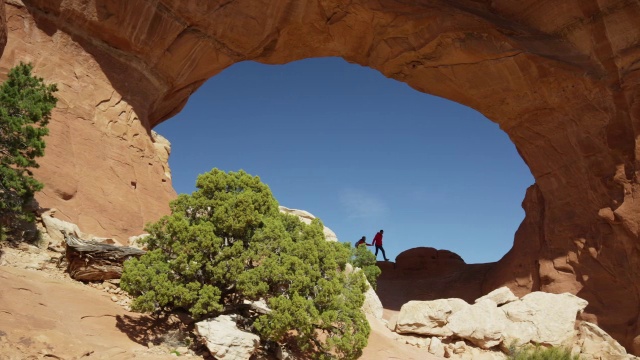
154;57;534;265
5;0;640;353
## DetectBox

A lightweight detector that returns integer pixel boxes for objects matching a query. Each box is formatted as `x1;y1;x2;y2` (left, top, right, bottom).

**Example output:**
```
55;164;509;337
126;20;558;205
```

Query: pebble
111;295;118;302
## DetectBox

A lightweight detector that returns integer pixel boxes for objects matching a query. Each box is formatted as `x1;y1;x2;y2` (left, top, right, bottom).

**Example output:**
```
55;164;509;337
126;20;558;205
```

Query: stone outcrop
195;315;260;360
278;206;338;241
2;0;640;353
395;298;469;337
390;287;636;360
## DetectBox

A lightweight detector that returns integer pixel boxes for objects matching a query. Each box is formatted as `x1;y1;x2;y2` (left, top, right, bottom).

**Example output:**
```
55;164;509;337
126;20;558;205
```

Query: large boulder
390;289;635;360
447;299;509;349
195;315;260;360
575;321;633;360
395;298;469;337
501;292;588;346
362;281;384;320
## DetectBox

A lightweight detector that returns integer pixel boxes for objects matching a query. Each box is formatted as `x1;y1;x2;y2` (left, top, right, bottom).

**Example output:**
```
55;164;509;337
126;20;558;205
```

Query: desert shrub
121;169;370;359
351;243;381;289
0;62;57;241
508;344;580;360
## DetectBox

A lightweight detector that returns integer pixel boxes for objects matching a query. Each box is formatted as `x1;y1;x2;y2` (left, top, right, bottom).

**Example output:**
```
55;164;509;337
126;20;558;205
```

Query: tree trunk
64;231;145;281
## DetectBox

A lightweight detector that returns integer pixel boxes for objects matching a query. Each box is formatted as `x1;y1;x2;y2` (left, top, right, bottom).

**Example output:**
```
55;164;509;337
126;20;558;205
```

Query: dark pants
375;245;387;260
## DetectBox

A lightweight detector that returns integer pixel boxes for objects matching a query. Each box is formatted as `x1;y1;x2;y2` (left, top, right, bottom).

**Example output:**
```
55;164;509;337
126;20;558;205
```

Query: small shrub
508;344;579;360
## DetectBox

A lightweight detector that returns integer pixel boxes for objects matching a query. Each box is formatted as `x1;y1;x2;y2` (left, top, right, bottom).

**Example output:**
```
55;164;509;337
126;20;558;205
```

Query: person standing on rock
369;229;389;261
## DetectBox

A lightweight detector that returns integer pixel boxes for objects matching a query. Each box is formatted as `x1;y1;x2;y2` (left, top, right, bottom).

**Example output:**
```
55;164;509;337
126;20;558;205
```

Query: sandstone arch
1;0;640;354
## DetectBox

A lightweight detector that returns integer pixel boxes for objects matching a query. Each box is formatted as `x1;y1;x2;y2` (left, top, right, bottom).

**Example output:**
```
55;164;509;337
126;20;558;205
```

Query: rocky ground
0;244;209;360
0;243;441;360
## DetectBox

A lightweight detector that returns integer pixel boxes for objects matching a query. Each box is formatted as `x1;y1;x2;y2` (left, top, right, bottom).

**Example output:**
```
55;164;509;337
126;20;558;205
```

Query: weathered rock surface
501;292;589;346
195;315;260;360
395;298;469;337
447;299;509;349
362;280;384;321
3;0;640;353
576;321;631;360
392;288;635;360
476;286;519;306
278;206;338;241
64;232;146;281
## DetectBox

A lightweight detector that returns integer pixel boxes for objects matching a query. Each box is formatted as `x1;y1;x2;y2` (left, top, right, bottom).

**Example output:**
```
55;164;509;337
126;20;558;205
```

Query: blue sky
154;57;534;264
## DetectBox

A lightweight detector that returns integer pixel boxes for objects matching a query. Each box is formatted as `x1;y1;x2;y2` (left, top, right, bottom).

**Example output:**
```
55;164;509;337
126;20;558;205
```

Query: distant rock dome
278;206;338;242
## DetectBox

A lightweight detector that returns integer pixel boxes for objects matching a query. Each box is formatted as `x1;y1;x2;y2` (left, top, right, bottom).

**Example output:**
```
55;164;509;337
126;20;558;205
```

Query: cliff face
2;0;640;353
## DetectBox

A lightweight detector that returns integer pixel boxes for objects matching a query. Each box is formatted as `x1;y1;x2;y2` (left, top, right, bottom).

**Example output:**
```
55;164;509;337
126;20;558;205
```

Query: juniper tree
121;169;371;359
351;243;382;290
0;62;57;241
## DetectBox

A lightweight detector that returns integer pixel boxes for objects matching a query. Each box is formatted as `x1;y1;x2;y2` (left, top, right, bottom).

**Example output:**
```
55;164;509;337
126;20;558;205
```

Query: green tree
351;244;381;289
121;169;371;359
0;62;57;241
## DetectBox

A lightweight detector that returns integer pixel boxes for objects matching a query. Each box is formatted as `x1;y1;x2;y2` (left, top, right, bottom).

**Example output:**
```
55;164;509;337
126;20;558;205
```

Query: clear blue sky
154;57;534;264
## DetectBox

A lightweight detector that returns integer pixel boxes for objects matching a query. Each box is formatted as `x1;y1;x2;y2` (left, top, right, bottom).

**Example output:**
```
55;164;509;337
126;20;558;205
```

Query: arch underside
2;0;640;353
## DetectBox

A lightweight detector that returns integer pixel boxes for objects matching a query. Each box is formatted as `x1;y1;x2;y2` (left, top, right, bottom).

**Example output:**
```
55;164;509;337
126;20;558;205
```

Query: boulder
128;234;150;250
428;336;445;357
575;321;633;360
195;315;260;360
447;299;508;349
395;298;469;336
476;287;518;306
362;281;384;320
41;211;86;248
501;292;588;346
345;263;384;320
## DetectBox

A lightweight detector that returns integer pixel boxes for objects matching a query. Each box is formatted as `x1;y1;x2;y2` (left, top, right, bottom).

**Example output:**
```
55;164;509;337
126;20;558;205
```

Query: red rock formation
1;0;640;353
377;248;493;310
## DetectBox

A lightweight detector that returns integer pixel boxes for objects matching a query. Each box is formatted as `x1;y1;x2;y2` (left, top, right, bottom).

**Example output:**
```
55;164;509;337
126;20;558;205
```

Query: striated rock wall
1;0;640;353
0;0;176;240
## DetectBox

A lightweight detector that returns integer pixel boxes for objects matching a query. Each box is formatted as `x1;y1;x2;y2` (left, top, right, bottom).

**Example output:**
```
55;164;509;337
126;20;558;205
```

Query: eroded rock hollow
1;0;640;354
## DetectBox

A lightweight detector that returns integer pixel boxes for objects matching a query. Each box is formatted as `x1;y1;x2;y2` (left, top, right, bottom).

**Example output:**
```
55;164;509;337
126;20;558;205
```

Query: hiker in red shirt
369;229;389;261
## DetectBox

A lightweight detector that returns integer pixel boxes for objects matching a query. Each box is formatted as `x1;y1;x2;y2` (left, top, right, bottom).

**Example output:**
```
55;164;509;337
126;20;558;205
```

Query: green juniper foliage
121;169;371;359
508;344;580;360
351;242;381;289
0;62;57;241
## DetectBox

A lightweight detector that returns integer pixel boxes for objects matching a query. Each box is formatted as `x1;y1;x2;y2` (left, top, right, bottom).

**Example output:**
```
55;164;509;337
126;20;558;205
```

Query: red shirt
372;232;383;246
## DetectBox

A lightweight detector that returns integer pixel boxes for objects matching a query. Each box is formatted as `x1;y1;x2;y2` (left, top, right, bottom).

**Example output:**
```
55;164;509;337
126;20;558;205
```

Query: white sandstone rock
41;212;86;247
428;336;445;357
447;299;508;349
501;292;588;346
128;234;150;250
476;286;518;306
195;315;259;360
278;206;338;242
396;298;469;337
362;280;384;320
576;321;631;359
